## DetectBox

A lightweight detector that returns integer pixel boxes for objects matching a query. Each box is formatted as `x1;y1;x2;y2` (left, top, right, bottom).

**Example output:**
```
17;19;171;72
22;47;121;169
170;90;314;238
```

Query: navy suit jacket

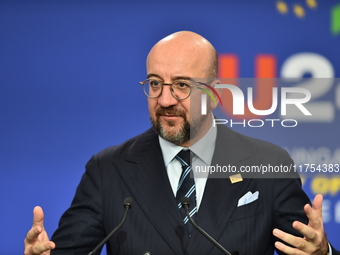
51;125;339;255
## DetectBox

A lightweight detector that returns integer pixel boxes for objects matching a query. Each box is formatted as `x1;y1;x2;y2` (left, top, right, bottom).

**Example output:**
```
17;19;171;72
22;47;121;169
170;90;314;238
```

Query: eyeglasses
139;79;196;100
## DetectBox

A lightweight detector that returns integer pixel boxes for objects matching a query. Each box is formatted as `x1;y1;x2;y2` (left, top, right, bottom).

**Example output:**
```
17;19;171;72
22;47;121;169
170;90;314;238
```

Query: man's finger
273;229;305;248
33;206;45;228
292;221;316;240
273;228;314;254
30;241;55;254
313;194;323;211
25;226;42;244
274;241;305;255
304;194;323;230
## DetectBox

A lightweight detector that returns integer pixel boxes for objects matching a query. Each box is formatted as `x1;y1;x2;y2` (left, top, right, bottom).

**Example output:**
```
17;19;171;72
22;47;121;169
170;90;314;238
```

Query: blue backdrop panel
1;1;339;254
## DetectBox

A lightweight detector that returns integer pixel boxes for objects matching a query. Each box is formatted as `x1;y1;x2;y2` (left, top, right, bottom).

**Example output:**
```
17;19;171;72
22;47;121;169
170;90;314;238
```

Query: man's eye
176;82;189;89
149;80;161;87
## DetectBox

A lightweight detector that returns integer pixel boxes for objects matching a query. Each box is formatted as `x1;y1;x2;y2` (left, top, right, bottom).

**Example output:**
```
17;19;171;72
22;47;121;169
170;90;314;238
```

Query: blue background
1;0;339;254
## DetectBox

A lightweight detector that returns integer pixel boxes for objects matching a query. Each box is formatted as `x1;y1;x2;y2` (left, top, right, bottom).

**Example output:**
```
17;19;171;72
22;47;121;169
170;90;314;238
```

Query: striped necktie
175;149;197;233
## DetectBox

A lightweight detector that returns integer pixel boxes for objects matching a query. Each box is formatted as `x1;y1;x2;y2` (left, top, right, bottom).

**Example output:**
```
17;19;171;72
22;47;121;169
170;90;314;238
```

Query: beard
150;106;208;145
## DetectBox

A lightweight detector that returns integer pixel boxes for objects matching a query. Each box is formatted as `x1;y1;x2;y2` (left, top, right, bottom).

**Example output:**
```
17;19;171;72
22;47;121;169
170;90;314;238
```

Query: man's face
146;42;213;146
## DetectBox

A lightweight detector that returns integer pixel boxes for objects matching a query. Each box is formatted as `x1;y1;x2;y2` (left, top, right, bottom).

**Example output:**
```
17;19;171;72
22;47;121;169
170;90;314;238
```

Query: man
24;31;339;255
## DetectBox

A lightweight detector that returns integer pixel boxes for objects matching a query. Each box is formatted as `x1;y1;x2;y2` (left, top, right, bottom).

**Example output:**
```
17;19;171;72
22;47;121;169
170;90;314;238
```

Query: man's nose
157;85;178;107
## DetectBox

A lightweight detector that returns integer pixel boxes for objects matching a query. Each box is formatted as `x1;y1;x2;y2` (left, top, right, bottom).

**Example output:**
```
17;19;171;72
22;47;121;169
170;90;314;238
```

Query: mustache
156;106;186;118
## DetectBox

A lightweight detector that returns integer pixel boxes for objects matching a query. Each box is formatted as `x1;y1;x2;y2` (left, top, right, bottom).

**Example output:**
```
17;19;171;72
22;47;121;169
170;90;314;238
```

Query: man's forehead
148;34;211;64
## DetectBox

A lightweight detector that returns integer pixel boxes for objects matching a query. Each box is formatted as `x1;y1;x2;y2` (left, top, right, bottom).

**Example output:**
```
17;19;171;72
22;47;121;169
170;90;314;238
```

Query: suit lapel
113;129;189;254
187;125;257;254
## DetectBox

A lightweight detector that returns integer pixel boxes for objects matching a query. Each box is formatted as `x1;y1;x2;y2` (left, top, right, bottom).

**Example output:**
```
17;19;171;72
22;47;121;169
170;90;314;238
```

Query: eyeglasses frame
139;79;198;100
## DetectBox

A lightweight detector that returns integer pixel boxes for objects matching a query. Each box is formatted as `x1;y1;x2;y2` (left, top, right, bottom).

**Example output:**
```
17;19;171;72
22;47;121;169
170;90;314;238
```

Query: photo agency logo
199;81;312;128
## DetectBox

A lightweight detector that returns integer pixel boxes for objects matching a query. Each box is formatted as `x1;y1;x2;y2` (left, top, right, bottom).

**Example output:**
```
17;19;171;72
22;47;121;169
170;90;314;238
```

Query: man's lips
155;107;185;120
160;114;182;118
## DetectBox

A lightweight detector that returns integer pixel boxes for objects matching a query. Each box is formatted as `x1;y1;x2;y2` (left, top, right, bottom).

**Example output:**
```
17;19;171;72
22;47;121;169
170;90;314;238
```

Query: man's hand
24;206;56;255
273;194;329;255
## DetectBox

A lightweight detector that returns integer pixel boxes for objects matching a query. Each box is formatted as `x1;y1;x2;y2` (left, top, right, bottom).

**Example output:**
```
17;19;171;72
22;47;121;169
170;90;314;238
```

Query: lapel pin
229;173;243;184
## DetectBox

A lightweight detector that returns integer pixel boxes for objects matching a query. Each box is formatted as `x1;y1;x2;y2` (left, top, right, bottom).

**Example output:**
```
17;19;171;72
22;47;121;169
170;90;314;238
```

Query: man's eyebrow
147;73;162;79
173;76;191;80
146;74;191;81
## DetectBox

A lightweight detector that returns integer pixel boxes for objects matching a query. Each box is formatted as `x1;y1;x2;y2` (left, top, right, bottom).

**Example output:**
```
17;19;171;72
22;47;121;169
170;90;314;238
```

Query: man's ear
210;79;222;110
